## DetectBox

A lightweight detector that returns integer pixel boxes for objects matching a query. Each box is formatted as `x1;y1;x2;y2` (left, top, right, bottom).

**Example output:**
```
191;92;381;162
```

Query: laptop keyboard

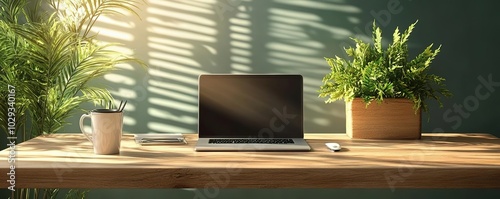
208;138;295;144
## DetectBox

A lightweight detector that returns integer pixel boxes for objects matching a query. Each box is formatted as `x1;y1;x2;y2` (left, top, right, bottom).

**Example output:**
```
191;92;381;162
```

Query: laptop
195;74;311;151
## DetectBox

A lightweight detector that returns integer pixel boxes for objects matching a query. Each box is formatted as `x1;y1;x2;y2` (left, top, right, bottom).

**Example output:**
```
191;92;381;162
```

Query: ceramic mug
79;109;123;155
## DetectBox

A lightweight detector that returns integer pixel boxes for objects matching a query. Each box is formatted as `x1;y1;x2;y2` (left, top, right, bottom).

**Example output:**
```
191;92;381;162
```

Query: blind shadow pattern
78;0;365;134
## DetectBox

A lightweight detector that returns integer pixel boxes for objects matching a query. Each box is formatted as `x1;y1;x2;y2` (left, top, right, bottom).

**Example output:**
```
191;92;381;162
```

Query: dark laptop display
198;74;303;138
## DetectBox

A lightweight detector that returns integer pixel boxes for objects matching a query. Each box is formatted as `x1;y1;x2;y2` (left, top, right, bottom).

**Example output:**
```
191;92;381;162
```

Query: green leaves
1;0;145;198
0;0;27;23
319;20;451;112
50;0;144;38
2;0;143;136
373;21;383;54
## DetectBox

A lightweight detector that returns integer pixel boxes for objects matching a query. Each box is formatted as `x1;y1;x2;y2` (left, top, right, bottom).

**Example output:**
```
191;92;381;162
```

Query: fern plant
0;0;144;198
319;21;451;112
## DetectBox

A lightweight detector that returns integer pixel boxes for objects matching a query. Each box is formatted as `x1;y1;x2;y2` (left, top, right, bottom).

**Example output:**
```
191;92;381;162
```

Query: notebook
195;74;311;151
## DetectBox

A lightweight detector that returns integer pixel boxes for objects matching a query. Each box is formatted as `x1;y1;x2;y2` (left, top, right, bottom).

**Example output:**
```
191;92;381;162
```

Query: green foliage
65;189;90;199
1;0;145;136
319;21;451;112
1;0;145;198
0;0;32;141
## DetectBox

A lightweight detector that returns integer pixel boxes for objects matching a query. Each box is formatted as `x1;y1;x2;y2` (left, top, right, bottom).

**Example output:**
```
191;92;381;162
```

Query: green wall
62;0;500;136
3;0;500;198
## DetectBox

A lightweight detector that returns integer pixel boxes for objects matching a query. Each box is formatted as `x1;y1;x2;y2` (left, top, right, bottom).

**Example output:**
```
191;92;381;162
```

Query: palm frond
0;0;27;23
48;0;144;38
2;0;145;198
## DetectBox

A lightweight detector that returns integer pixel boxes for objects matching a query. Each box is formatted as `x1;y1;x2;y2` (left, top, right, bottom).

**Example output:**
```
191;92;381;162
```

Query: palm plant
1;0;144;198
0;0;32;141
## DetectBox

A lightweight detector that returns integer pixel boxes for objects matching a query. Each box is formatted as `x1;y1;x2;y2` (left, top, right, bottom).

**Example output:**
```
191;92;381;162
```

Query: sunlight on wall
143;0;218;133
87;11;141;129
78;0;365;134
91;16;136;42
266;1;358;127
230;11;253;73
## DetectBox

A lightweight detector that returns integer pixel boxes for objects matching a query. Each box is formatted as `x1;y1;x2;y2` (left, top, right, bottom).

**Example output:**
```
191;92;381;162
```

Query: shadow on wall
68;0;396;134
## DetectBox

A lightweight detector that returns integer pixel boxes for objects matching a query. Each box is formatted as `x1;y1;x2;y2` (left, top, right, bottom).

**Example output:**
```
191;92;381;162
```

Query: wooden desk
1;133;500;189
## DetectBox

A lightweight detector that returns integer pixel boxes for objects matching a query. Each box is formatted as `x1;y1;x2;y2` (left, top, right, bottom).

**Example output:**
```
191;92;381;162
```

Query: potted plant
0;0;145;198
318;21;451;139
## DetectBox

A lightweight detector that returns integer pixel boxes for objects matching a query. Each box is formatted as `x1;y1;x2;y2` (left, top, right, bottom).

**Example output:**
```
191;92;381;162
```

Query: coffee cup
79;109;123;155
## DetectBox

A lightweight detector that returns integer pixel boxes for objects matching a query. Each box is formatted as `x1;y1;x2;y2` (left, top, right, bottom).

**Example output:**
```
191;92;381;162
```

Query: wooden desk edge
1;133;500;189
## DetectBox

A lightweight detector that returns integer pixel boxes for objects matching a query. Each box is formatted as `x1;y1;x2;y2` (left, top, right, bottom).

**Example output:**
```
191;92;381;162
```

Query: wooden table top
1;133;500;189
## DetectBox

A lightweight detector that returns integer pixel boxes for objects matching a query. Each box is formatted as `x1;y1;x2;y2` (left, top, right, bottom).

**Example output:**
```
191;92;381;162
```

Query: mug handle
79;114;93;144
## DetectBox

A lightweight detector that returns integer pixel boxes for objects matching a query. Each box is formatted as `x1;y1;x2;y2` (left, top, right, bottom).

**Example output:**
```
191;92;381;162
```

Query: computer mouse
325;142;341;151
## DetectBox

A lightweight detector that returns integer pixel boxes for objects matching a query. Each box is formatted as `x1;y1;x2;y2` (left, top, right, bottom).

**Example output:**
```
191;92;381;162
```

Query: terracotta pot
346;98;421;139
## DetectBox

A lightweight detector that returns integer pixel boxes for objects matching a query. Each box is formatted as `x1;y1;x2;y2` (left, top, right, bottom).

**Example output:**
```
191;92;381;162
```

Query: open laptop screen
198;74;303;138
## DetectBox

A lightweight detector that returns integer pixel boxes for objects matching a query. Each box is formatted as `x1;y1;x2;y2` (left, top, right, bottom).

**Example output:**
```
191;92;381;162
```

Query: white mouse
325;142;341;151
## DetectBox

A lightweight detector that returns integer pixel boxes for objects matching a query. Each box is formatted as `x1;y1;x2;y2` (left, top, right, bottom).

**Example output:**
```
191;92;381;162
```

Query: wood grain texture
346;98;422;139
1;133;500;188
